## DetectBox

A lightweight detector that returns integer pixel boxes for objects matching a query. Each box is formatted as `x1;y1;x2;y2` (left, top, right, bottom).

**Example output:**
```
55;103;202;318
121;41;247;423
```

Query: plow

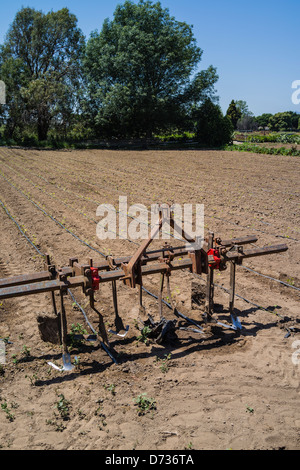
0;209;288;371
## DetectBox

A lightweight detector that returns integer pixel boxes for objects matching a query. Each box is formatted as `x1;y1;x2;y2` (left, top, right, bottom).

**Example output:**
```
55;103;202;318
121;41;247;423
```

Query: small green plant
286;277;295;286
55;393;71;420
46;418;66;432
77;408;86;420
134;393;156;416
104;383;116;396
94;398;104;416
185;441;193;450
156;353;172;373
1;401;15;422
25;373;38;386
73;355;81;368
136;326;152;345
246;405;254;413
68;323;87;348
11;354;19;365
21;345;31;360
94;399;107;428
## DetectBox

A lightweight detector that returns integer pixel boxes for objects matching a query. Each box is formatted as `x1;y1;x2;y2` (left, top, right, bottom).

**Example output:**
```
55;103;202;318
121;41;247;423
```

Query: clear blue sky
0;0;299;116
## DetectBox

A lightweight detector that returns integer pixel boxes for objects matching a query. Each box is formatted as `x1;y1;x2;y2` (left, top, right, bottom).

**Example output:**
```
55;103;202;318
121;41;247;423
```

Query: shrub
247;133;300;144
195;99;233;147
224;143;300;157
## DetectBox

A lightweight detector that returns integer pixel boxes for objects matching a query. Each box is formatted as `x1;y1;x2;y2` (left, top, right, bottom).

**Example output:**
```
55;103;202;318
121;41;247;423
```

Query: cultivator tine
45;254;57;317
105;255;129;337
108;326;129;338
62;352;74;371
91;302;110;345
158;272;165;320
108;280;129;337
138;283;147;320
166;273;173;310
60;290;75;371
204;232;214;321
228;259;242;330
47;288;75;372
111;280;119;320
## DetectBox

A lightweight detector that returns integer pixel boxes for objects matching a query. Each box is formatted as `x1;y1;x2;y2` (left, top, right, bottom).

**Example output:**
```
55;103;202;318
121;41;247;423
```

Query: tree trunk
37;109;50;141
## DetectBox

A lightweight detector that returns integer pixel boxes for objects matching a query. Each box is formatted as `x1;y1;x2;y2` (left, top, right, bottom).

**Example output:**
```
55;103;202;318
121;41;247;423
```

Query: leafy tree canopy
0;7;85;140
235;100;253;117
196;98;233;147
225;100;241;129
84;0;219;138
268;111;299;132
255;113;273;128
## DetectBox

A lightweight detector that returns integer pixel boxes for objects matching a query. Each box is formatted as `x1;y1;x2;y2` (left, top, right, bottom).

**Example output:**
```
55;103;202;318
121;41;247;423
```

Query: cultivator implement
0;210;288;369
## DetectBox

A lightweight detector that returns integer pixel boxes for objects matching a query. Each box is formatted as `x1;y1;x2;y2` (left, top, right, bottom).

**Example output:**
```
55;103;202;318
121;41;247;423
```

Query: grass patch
224;143;300;157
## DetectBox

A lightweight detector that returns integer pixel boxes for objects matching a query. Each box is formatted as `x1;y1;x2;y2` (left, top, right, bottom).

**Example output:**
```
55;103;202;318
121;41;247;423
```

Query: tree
195;98;233;147
235;100;257;131
0;7;85;140
225;100;241;129
84;0;218;138
235;100;253;118
255;113;273;129
236;115;258;131
268;111;299;132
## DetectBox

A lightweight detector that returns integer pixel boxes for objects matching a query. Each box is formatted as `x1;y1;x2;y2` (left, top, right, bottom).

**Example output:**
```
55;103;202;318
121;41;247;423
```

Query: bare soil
0;146;299;451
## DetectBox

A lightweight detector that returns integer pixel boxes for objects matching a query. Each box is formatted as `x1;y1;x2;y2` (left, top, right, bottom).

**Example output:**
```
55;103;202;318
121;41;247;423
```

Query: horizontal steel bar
98;258;194;282
0;258;194;298
0;271;51;288
226;244;288;261
219;236;258;247
0;276;87;300
77;247;192;271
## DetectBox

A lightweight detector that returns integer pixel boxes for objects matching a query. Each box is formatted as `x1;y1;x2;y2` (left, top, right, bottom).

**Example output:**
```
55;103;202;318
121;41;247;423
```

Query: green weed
134;393;156;415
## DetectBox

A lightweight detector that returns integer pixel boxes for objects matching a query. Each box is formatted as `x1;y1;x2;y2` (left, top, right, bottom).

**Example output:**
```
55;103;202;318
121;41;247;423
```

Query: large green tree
0;7;85;140
196;98;233;147
268;111;299;132
84;0;218;138
255;113;273;128
225;100;242;129
235;100;253;118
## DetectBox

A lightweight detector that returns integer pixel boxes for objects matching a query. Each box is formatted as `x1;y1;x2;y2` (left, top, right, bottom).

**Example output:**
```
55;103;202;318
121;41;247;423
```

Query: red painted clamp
90;267;100;291
207;248;221;270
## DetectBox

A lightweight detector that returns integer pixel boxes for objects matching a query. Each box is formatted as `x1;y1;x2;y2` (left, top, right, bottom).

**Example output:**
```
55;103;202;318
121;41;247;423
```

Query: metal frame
0;209;288;368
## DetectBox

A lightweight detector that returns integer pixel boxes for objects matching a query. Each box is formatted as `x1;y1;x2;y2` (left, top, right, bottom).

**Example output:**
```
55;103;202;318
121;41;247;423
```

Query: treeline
0;1;298;149
0;1;232;147
225;100;299;132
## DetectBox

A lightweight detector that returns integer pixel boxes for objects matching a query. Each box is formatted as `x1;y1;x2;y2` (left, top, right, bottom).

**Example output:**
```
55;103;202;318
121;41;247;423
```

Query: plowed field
0;146;299;450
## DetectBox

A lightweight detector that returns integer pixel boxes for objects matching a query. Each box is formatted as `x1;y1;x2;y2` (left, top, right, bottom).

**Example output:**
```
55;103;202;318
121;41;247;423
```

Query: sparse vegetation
55;394;71;421
136;326;152;345
68;323;87;348
0;124;298;450
104;384;116;396
134;393;157;416
1;400;16;422
25;373;38;386
156;353;172;373
224;143;300;157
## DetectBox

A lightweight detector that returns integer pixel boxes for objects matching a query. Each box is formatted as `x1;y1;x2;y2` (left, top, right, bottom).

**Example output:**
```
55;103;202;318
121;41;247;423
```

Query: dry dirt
0;146;299;451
